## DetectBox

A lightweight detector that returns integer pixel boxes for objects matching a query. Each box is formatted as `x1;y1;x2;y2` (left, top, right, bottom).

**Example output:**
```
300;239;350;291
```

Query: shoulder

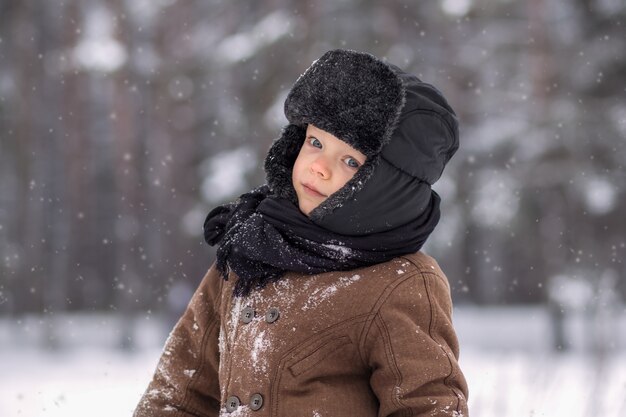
399;251;448;277
398;251;451;291
360;251;450;294
368;251;453;319
362;252;458;359
192;262;225;313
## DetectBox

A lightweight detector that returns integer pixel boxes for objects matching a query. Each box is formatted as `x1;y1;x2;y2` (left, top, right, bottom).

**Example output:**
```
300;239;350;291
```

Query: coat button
265;307;280;323
241;307;255;324
249;393;263;411
225;395;240;412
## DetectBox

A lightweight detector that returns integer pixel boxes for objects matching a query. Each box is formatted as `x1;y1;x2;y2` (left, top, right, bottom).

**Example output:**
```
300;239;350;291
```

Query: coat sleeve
365;268;469;417
134;264;224;417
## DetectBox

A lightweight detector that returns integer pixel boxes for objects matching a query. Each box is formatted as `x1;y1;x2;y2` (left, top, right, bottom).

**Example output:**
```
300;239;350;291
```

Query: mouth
302;183;327;198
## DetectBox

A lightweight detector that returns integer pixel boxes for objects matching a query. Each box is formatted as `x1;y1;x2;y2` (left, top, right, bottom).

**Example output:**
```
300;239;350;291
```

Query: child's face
291;124;366;215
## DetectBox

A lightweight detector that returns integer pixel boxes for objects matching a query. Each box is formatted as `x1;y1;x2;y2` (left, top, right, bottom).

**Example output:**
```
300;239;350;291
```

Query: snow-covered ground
1;346;161;417
1;306;625;417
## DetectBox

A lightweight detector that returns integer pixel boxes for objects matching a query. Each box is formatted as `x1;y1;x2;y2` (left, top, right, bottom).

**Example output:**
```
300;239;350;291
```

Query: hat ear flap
264;124;306;202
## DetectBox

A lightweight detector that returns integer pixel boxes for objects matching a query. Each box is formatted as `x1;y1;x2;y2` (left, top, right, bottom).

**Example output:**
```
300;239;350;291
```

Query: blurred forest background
0;0;625;344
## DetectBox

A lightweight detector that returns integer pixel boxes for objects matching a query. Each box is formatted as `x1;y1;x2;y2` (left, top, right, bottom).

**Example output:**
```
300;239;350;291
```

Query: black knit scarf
204;185;440;297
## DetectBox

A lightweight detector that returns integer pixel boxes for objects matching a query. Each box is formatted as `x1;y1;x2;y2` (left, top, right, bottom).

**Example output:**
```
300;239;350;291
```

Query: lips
302;183;326;197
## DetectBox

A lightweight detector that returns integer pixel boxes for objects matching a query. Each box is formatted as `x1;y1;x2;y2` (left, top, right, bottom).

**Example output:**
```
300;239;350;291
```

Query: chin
296;197;316;216
298;203;313;216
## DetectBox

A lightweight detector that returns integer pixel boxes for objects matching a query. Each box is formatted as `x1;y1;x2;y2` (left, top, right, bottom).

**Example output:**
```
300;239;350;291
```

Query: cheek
291;152;305;182
330;170;354;193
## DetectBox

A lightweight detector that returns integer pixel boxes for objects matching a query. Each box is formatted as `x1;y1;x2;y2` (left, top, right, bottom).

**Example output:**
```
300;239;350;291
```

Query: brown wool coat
134;251;469;417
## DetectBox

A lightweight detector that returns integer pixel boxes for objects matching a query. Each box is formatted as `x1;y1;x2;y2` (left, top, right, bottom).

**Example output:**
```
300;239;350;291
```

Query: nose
310;157;330;179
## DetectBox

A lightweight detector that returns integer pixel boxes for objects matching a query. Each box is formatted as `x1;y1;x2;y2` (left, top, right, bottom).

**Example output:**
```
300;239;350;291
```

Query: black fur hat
284;50;405;157
264;49;459;236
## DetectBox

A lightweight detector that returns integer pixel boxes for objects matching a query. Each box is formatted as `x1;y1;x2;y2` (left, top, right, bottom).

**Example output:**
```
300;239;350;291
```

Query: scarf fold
204;185;440;297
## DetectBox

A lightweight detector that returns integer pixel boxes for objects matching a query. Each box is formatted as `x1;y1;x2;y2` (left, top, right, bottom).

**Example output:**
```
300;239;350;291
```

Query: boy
134;49;469;417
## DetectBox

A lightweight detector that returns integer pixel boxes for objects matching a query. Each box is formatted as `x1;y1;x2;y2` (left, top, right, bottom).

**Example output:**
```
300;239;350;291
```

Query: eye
343;157;361;169
308;137;322;148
